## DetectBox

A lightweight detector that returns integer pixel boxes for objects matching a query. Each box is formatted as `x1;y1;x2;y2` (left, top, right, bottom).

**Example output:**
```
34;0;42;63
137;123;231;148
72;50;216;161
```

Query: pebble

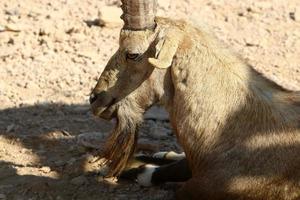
53;30;66;42
0;194;6;200
6;124;15;132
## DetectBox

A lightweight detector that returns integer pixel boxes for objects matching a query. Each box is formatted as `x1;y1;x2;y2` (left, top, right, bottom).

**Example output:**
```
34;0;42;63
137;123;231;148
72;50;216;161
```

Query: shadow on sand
0;103;174;200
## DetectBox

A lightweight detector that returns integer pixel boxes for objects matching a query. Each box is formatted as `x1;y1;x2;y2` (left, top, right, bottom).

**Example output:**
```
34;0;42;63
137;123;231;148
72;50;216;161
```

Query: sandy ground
0;0;299;199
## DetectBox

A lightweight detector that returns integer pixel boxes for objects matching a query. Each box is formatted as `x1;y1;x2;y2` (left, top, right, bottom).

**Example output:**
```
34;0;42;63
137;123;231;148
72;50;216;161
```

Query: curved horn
121;0;157;30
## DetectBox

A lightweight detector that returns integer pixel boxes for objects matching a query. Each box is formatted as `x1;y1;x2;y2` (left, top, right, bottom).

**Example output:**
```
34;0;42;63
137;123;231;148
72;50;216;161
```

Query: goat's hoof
137;164;158;187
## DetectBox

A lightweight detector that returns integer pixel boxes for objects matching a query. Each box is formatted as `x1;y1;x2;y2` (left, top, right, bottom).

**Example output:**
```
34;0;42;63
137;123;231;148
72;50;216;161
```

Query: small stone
70;176;88;186
7;38;14;45
0;24;20;33
0;194;6;199
6;124;15;132
53;31;66;42
290;12;296;21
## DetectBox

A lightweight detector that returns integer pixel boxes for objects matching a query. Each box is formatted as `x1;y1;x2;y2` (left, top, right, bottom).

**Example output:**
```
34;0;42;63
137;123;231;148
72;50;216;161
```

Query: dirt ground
0;0;299;199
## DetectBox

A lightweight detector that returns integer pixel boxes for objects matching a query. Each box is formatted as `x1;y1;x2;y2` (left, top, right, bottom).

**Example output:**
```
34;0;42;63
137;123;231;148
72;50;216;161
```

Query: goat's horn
121;0;157;30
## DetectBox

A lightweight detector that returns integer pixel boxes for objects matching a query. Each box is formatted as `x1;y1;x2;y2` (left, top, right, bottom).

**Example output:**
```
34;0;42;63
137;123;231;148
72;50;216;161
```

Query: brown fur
91;17;300;199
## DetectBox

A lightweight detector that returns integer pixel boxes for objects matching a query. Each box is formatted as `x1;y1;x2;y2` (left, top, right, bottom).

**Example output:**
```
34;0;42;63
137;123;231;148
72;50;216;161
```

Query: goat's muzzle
90;91;117;119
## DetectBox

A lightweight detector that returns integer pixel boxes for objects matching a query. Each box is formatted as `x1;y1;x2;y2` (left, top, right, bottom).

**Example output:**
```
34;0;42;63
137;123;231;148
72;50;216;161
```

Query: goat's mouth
91;98;117;120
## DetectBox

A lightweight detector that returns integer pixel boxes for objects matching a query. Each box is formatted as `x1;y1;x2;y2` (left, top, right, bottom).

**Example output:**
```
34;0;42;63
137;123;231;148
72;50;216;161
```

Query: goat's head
90;0;174;176
90;0;162;120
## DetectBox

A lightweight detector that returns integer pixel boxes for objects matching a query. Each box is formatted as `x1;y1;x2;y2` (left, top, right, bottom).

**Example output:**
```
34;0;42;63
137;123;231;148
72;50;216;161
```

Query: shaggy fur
103;102;142;177
91;17;300;199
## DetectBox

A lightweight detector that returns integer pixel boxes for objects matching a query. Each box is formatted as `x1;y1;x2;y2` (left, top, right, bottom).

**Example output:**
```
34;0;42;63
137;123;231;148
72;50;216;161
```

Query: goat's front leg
120;151;191;186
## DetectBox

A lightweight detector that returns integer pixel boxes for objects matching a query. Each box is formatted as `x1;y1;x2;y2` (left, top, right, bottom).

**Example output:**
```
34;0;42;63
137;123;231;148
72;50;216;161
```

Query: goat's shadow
0;72;299;199
0;104;175;200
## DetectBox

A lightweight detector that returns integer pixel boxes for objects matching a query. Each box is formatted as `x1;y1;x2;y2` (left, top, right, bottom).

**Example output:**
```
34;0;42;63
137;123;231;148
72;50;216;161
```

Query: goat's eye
126;53;141;61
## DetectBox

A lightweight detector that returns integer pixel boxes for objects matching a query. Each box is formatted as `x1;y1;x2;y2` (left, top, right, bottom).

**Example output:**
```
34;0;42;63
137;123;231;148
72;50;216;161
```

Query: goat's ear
148;31;180;69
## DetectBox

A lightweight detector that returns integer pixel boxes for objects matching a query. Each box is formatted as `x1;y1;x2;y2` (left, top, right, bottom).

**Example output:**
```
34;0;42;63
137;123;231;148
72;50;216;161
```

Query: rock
6;124;15;132
53;30;66;42
0;194;6;200
70;176;88;186
4;9;19;16
98;6;123;28
144;106;169;121
0;24;21;33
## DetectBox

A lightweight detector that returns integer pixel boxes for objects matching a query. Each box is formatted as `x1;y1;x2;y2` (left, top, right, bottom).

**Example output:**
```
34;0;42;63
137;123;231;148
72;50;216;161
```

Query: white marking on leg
153;151;186;161
165;152;186;161
137;164;158;187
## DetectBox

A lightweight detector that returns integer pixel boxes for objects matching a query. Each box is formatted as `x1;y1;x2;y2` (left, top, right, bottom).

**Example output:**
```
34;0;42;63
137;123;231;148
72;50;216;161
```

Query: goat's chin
93;105;117;120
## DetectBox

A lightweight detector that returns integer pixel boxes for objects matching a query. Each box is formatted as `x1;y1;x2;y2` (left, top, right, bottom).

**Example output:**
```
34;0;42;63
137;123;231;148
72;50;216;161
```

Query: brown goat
90;0;300;199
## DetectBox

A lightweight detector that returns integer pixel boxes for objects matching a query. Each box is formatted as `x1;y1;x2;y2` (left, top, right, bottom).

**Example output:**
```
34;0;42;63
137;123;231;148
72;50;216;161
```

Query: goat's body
91;12;300;199
155;17;300;199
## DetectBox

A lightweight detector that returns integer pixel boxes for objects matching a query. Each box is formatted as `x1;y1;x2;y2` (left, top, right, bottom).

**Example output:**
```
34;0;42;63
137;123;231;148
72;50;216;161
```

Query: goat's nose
89;93;98;104
89;91;113;106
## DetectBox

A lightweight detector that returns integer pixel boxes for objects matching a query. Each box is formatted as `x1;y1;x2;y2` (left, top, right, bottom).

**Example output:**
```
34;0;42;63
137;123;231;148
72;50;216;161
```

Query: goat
90;0;300;199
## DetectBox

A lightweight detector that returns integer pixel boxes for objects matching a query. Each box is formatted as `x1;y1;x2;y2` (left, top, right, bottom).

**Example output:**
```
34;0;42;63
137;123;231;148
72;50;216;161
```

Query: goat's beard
102;101;143;177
